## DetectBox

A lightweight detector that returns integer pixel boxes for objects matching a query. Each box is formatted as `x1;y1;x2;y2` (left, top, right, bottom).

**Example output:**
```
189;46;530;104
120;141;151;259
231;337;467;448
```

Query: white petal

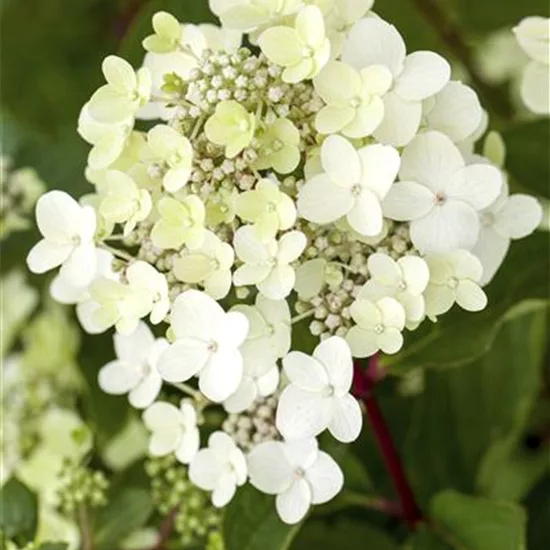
27;240;72;274
36;191;82;242
49;274;87;305
399;255;430;295
445;164;502;210
276;480;311;525
223;377;257;413
298;174;354;224
424;82;482;142
358;144;400;199
399;131;464;192
393;51;450;101
313;61;359;104
378;297;406;329
368;253;401;286
257;366;280;397
373;92;422;147
157;339;209;382
294;259;326;300
347;190;383;236
345;326;379;358
382;181;434;221
296;5;326;49
378;328;404;354
257;265;295;300
306;452;344;504
328;394;363;443
114;321;154;363
212;474;237;507
521;61;550;114
199;349;243;402
424;284;455;317
342;18;406;76
58;243;97;287
276;386;333;440
283;351;329;390
471;228;509;285
343;100;384;138
128;372;162;409
233;225;272;264
216;311;249;349
98;360;142;395
494;195;543;239
456;280;487;312
170;289;225;340
189;449;223;491
410;201;479;254
175;427;200;465
321;135;361;186
513;17;550;63
233;264;271;286
248;441;293;495
313;336;353;392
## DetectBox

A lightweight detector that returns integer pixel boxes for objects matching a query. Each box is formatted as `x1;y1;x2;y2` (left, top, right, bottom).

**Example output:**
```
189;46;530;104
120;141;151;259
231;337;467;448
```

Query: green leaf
223;485;301;550
503;120;550;198
387;232;549;372
0;478;38;545
430;490;527;550
93;488;153;550
291;519;399;550
524;474;550;550
399;310;547;505
37;543;69;550
408;525;453;550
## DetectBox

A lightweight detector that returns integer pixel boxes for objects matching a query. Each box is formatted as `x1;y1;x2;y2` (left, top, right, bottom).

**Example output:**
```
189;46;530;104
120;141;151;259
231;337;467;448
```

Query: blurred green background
1;0;549;549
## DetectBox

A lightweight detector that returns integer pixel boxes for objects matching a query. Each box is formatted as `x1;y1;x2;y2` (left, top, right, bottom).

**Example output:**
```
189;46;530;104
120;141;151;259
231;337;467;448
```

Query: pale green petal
143;35;175;54
360;64;393;95
314;61;359;105
259;27;303;67
236;191;266;222
164;167;191;192
276;193;297;230
273;118;300;145
88;86;136;124
148;124;183;159
156;197;186;222
296;5;325;49
342;100;384;138
283;59;315;84
151;219;183;249
153;11;181;41
102;56;136;93
88;132;126;170
315;105;354;134
271;145;300;174
174;254;213;283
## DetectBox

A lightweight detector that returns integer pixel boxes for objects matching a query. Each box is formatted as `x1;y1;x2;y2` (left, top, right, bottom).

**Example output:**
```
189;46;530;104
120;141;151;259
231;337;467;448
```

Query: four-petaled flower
98;321;168;408
298;135;400;237
255;119;301;175
143;400;200;464
248;438;343;524
158;290;249;402
276;336;363;443
383;131;502;254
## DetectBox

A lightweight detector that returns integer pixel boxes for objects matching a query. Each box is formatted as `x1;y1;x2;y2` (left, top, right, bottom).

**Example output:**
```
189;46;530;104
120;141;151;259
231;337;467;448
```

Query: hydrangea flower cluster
26;1;543;524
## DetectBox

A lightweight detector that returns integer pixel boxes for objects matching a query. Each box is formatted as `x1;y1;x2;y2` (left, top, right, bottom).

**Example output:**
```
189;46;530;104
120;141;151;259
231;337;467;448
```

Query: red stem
353;356;423;529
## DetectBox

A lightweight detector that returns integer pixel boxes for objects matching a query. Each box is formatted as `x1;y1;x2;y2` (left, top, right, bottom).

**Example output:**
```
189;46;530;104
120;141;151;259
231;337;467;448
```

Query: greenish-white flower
235;178;297;240
151;196;206;250
99;170;152;236
255;118;301;174
88;56;152;123
204;100;256;158
314;61;392;138
174;230;235;299
147;124;193;192
206;187;238;227
143;11;183;53
258;6;331;83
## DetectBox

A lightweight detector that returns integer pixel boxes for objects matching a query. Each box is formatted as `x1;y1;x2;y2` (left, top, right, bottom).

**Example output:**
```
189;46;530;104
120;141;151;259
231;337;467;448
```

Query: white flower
258;6;331;83
298;135;400;236
78;103;132;170
173;230;235;300
146;125;193;192
472;183;542;285
513;16;550;114
276;336;362;442
199;23;243;53
27;191;97;287
158;290;249;402
359;253;429;326
293;258;327;300
143;400;200;464
313;61;392;138
233;226;307;299
99;170;152;236
346;297;406;357
126;261;170;324
88;56;152;123
189;431;247;507
98;322;168;408
422;81;483;143
383;131;502;254
424;250;487;318
248;438;344;524
342;17;450;146
224;295;290;412
235;178;297;241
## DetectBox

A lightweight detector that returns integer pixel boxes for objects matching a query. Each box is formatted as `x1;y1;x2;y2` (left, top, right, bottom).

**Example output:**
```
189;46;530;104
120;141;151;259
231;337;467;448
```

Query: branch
409;0;514;120
78;505;94;550
353;356;423;529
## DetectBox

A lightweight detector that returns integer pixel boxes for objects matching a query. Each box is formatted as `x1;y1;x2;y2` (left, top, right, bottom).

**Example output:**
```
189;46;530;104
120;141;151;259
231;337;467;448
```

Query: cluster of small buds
222;394;280;451
57;461;109;516
146;456;222;548
0;156;45;240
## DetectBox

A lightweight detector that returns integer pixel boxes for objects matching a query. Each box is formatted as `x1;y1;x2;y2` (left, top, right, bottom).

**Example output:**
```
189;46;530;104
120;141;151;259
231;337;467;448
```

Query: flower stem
168;381;203;401
291;309;315;324
353;355;423;529
99;243;134;262
409;0;514;121
78;504;93;550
